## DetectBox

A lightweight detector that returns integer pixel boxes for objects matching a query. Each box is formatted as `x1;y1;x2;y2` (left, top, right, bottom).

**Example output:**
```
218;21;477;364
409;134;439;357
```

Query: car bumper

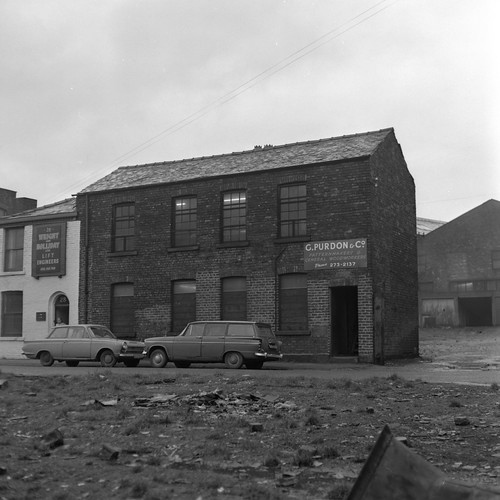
22;353;36;360
255;352;283;360
118;353;145;360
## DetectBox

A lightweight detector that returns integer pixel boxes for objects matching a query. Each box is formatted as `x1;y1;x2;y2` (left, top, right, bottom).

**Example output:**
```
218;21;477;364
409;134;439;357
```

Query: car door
46;326;68;358
62;326;91;359
201;323;226;361
171;323;204;359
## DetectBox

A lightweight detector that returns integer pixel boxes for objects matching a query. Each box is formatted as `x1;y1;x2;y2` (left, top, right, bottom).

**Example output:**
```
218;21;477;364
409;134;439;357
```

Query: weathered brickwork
77;129;418;363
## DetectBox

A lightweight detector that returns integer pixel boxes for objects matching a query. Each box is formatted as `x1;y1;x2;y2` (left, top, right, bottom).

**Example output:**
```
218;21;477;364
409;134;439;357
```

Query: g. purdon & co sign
304;238;367;270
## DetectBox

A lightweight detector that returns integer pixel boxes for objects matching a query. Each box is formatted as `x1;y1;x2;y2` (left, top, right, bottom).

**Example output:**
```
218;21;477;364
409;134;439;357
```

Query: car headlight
121;342;128;352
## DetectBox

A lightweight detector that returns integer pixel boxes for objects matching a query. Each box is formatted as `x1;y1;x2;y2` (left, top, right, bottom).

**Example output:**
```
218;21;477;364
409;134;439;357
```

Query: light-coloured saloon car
22;324;145;367
144;321;283;369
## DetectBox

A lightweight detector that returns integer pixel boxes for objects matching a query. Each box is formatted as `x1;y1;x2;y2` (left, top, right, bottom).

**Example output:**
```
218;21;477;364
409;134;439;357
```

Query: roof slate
79;128;394;194
0;198;76;223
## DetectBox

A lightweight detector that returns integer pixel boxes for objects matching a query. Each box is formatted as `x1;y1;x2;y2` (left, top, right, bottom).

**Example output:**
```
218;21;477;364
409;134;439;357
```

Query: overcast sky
1;0;498;222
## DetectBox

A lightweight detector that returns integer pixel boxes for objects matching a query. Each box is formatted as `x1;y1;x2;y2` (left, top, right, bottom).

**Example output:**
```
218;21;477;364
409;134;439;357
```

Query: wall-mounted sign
36;312;46;321
304;238;367;270
32;223;67;277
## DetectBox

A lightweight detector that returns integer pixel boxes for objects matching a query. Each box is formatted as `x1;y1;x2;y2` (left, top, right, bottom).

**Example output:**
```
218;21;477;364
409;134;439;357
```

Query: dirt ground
0;328;500;500
419;326;500;369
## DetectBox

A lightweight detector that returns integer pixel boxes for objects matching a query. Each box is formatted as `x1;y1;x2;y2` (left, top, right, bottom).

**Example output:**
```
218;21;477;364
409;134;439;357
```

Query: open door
54;294;69;325
331;286;358;356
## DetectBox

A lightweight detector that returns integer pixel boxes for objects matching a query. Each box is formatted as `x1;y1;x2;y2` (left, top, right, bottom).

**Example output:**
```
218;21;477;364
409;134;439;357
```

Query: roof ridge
118;128;394;170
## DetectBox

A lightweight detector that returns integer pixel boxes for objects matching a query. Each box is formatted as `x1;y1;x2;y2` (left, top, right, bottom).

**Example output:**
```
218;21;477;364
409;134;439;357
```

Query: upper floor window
222;190;247;242
174;196;197;247
4;227;24;271
112;203;135;252
279;184;307;238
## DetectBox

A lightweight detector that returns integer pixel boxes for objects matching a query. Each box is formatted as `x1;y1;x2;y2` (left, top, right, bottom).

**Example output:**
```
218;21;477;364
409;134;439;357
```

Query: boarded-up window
172;280;196;333
221;277;247;320
279;274;307;331
111;283;135;338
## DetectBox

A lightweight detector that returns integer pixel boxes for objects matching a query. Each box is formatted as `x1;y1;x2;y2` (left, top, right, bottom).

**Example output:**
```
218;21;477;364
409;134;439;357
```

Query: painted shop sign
32;223;67;277
304;238;367;270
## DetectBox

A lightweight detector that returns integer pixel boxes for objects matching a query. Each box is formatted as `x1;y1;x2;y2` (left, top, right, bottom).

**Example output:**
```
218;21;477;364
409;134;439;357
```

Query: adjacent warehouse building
418;199;500;327
76;128;418;364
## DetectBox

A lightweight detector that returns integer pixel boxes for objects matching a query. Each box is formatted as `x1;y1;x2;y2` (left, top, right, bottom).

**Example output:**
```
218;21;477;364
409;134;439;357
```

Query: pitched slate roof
0;198;76;225
79;128;394;194
416;217;446;235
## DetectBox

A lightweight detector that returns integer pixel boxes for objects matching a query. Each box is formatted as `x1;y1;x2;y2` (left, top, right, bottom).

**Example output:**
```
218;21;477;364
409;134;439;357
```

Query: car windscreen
89;326;116;338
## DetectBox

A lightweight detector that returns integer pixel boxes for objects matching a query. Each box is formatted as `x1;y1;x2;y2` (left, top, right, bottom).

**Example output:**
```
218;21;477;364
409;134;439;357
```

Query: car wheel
174;361;191;368
245;360;264;369
123;359;140;368
150;349;168;368
66;360;79;367
224;351;244;369
39;351;54;367
99;350;117;367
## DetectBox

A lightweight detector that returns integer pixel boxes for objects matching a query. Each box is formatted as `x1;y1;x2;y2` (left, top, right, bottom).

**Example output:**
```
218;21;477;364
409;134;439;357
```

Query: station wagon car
22;324;146;367
144;321;283;369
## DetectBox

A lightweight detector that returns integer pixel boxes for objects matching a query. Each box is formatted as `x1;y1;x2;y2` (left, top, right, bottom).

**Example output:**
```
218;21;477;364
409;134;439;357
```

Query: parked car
144;321;283;369
22;324;146;367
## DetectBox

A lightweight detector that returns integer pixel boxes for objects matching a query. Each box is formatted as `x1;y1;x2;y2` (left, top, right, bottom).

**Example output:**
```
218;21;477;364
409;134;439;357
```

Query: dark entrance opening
54;295;69;325
331;286;358;356
458;297;492;326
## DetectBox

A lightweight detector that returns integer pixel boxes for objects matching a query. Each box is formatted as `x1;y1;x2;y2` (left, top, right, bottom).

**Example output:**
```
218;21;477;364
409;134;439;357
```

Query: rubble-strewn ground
1;364;500;500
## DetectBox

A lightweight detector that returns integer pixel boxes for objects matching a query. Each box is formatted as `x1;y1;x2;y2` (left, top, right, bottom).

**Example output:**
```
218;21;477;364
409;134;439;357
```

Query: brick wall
77;133;418;362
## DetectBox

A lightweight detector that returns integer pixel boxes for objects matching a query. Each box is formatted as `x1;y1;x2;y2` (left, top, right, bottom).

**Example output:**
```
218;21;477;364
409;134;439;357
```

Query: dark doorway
331;286;358;356
54;294;69;325
458;297;492;326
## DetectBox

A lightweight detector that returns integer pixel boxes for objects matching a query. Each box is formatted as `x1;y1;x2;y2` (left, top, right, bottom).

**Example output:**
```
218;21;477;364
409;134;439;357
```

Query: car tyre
150;349;168;368
224;351;244;369
245;360;264;369
39;351;54;367
99;349;117;367
123;359;140;368
174;361;191;368
66;360;79;367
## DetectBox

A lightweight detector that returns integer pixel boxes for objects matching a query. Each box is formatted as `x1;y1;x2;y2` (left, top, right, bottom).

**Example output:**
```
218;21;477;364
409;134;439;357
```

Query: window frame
4;227;24;272
173;196;197;247
112;203;136;253
278;183;307;238
1;291;23;337
221;190;247;243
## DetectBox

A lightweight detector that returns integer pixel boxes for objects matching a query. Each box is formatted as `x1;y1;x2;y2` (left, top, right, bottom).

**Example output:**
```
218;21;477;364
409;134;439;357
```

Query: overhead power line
57;0;398;199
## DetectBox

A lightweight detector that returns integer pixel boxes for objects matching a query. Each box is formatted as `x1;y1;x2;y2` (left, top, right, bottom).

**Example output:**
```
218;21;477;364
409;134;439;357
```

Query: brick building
76;128;418;363
0;199;80;359
418;199;500;327
0;187;37;217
